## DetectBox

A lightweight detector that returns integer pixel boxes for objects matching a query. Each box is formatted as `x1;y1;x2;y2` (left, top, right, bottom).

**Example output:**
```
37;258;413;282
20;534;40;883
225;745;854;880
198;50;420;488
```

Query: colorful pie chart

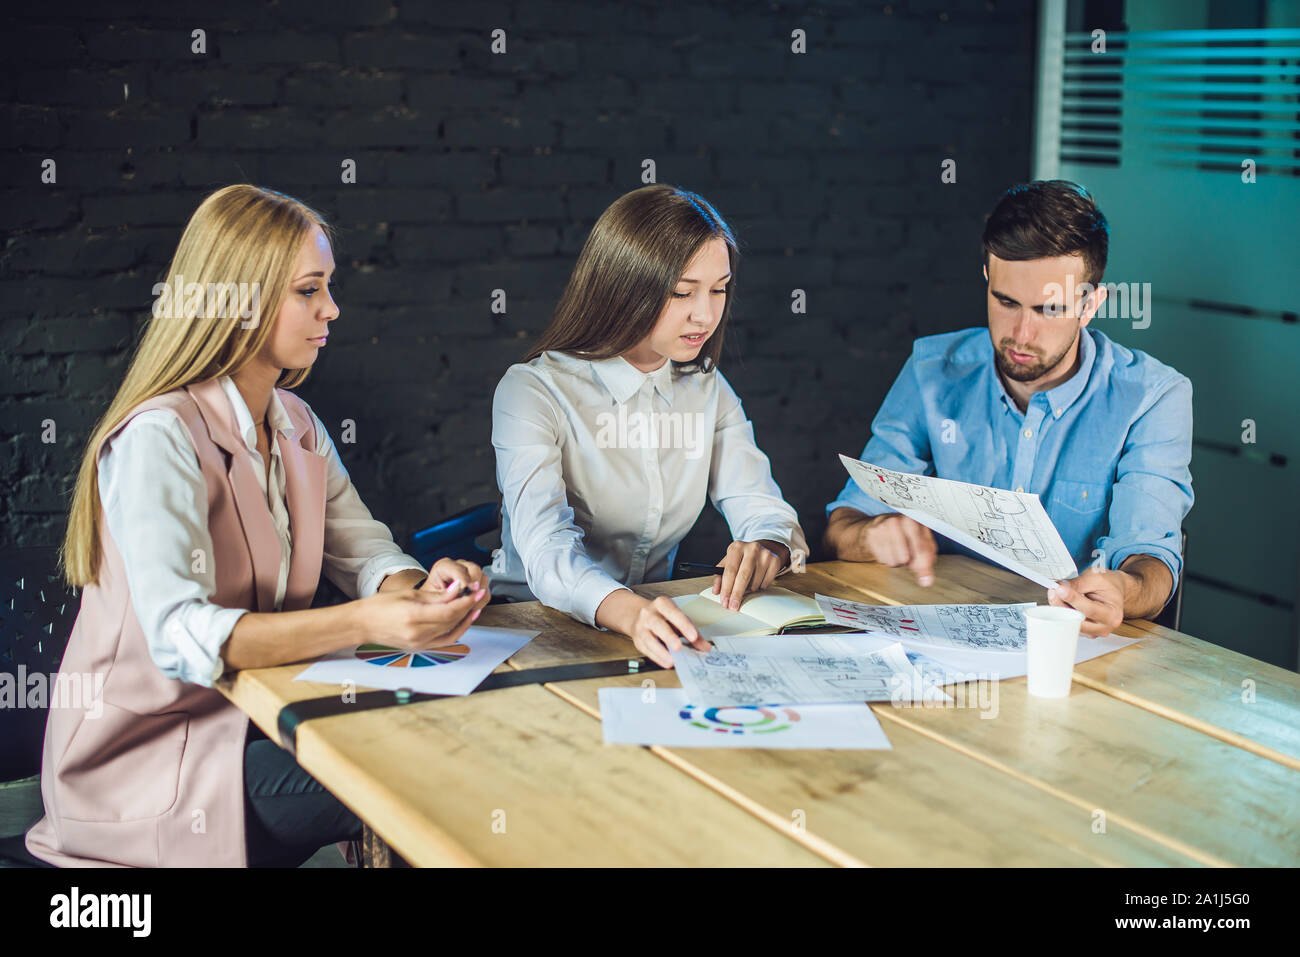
354;643;470;668
678;703;800;734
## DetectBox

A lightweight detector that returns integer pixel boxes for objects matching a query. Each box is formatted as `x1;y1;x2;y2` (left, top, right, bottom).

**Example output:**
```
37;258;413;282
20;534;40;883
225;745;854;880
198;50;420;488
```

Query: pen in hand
426;578;477;600
675;561;727;576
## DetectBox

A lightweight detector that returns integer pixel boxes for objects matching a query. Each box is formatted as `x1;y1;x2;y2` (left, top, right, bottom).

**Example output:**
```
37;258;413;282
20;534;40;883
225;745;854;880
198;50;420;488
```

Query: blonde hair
61;184;333;586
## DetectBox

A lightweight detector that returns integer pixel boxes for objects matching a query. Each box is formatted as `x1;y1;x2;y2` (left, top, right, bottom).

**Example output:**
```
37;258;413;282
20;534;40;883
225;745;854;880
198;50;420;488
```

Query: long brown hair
62;184;332;586
526;184;738;373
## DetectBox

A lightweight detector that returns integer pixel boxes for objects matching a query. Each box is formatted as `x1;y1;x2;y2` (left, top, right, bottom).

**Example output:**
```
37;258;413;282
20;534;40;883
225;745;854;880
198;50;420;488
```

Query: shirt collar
587;354;675;406
218;375;296;455
1041;327;1096;417
989;327;1096;419
989;340;1019;414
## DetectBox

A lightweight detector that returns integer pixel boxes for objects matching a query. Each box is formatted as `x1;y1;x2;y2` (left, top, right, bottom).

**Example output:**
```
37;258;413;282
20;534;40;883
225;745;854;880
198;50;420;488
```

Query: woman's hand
595;590;712;669
628;595;713;668
422;557;490;599
364;559;490;650
712;539;789;611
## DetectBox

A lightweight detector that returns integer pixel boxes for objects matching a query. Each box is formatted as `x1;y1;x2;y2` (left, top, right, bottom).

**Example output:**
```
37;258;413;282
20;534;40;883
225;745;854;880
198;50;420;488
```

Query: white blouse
97;376;426;688
490;351;808;626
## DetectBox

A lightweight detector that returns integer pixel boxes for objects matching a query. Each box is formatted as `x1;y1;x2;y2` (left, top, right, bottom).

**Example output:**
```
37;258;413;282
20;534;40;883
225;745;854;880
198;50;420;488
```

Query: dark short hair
981;180;1109;285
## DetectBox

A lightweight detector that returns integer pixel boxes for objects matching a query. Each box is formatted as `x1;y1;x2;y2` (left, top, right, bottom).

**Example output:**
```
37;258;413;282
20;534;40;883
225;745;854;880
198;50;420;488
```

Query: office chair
0;546;77;867
1151;528;1187;632
409;502;499;570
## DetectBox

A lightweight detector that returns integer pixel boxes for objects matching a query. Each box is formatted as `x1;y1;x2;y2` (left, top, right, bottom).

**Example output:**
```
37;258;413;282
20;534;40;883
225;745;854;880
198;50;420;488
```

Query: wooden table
216;557;1300;867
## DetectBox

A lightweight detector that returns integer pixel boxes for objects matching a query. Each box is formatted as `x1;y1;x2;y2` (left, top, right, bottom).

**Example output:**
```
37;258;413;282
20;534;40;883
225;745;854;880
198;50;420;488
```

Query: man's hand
824;508;936;586
1048;555;1174;636
1047;569;1126;637
862;514;937;586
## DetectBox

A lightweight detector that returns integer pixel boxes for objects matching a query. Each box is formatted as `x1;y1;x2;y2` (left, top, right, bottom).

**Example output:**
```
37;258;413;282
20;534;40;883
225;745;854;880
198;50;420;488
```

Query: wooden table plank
802;558;1300;771
486;599;636;669
218;660;513;742
219;662;829;867
1078;612;1300;771
215;558;1300;867
485;582;1203;866
870;675;1300;866
579;570;1300;866
543;671;1202;867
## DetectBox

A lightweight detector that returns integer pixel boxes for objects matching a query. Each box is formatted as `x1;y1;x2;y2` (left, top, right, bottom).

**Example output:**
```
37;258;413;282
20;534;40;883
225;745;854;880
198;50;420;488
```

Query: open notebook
672;585;825;638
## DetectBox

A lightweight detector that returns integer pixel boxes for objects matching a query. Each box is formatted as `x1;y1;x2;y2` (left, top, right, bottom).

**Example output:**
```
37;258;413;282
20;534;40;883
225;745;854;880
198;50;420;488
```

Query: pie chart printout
354;643;470;668
597;687;893;750
295;626;537;696
679;703;801;734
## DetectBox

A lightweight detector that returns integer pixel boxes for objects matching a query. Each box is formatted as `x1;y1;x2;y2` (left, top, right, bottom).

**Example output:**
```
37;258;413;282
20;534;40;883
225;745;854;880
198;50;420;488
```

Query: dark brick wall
1;0;1037;565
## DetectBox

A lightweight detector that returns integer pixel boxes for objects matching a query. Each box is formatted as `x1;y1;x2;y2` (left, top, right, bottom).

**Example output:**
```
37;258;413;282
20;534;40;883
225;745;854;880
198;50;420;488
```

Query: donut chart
354;643;470;668
678;703;800;734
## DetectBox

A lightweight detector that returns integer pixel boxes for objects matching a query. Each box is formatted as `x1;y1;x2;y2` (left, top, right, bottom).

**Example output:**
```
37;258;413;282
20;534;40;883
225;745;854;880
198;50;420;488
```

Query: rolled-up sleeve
492;369;628;626
708;373;809;571
312;412;426;599
98;412;248;688
1097;373;1194;595
826;349;934;519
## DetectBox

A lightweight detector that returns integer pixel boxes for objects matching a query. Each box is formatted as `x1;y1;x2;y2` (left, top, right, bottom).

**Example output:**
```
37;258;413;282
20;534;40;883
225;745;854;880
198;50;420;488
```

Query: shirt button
1023;428;1033;438
1016;486;1024;493
1054;409;1062;418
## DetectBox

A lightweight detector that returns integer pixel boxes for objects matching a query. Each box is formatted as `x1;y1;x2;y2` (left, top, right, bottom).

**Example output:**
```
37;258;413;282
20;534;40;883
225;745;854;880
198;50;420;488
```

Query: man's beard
993;332;1077;382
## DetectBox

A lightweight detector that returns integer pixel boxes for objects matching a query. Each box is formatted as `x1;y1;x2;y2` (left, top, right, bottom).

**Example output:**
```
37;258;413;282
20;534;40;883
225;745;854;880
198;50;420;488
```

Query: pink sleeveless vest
25;377;327;867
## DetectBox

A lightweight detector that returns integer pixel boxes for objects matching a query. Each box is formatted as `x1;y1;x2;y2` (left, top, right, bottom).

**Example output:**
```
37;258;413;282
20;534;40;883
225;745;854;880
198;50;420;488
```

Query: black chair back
409;503;498;570
0;546;80;783
1151;529;1187;632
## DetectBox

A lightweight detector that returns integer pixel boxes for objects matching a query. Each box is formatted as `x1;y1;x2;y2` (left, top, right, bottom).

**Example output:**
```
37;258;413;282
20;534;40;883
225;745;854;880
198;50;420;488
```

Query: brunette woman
491;184;807;668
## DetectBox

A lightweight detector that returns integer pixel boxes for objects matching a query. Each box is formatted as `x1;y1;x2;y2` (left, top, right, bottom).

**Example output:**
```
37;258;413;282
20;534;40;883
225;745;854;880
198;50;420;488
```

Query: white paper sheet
671;641;951;707
705;634;952;697
597;687;893;750
815;593;1036;651
711;630;1141;685
711;634;896;658
838;455;1078;588
294;625;537;696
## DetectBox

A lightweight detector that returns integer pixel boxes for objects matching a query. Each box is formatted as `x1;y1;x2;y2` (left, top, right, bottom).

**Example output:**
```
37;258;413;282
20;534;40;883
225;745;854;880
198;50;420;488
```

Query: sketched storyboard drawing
815;594;1037;652
671;641;949;707
838;455;1079;587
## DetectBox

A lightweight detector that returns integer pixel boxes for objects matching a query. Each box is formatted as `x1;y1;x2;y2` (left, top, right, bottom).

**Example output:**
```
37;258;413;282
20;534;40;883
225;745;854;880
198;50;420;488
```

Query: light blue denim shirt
826;327;1193;589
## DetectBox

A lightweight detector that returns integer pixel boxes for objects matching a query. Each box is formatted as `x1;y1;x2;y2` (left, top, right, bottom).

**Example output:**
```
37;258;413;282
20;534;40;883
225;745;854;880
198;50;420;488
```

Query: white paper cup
1024;605;1084;698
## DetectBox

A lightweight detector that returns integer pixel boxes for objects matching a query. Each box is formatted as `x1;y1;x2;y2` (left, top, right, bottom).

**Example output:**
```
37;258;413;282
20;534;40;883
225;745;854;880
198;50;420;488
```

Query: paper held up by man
838;455;1079;589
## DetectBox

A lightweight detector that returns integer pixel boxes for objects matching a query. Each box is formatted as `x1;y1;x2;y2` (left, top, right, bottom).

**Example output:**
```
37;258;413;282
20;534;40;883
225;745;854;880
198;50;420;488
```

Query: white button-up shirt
97;376;426;687
491;351;808;626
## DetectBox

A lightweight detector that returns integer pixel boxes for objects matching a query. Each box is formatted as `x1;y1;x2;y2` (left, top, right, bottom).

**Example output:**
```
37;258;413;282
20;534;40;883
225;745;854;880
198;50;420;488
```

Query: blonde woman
26;185;490;868
491;184;808;668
